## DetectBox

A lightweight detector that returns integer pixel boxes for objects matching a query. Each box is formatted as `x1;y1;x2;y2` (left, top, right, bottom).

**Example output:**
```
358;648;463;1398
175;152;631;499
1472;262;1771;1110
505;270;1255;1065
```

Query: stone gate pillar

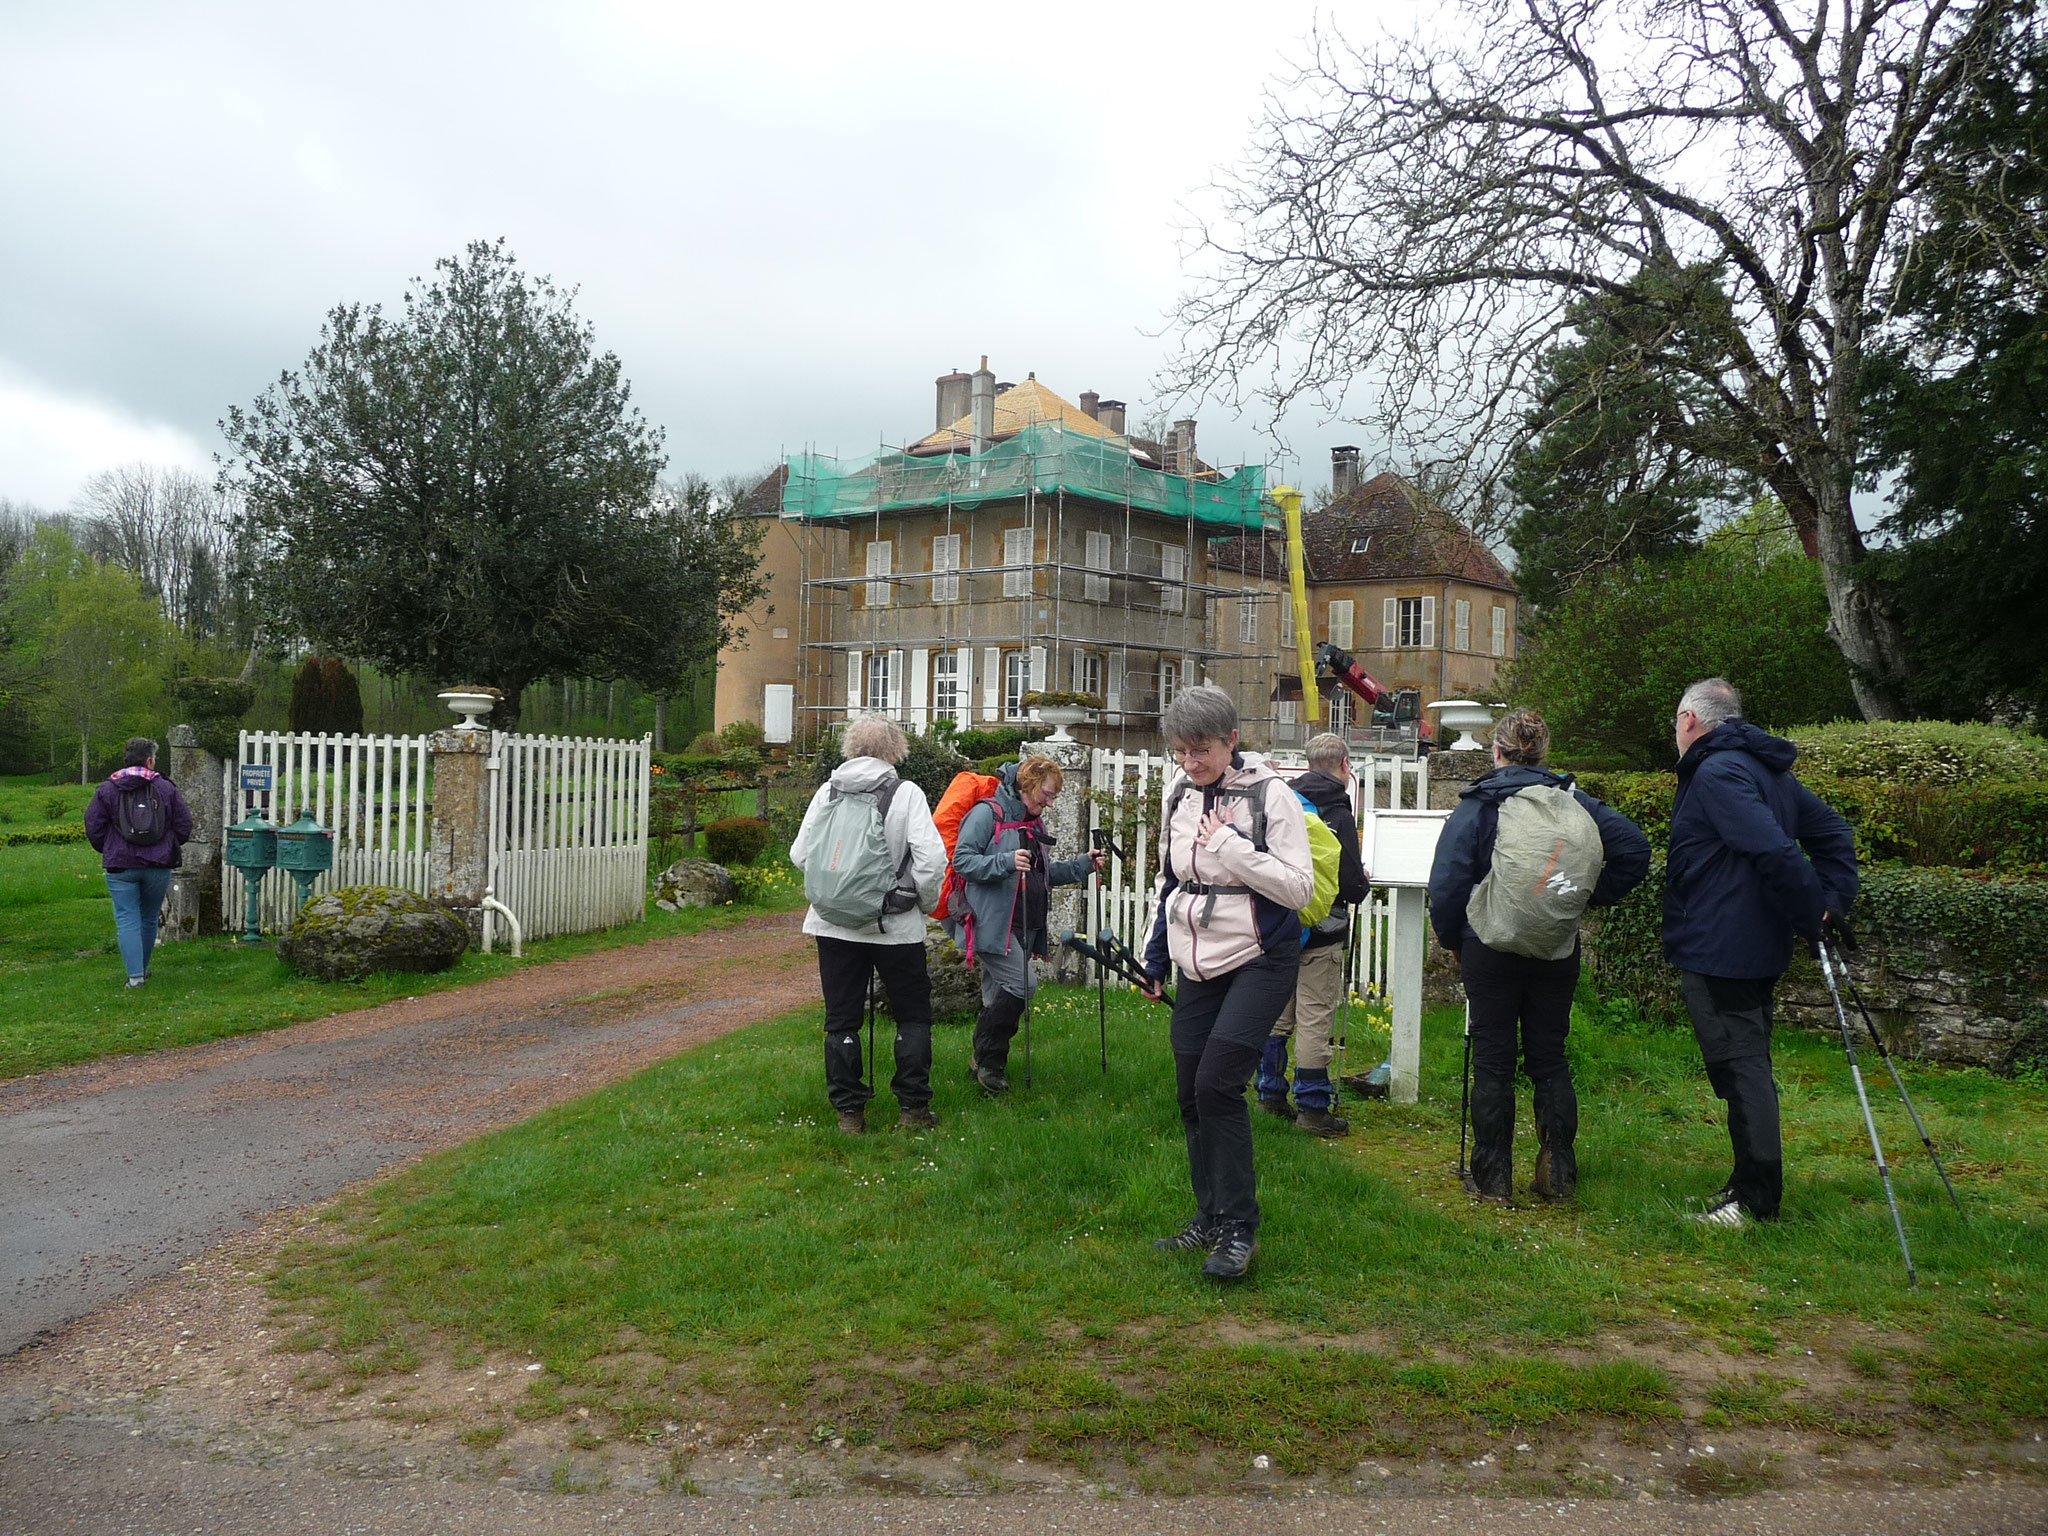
1024;736;1091;984
429;729;492;935
159;723;224;941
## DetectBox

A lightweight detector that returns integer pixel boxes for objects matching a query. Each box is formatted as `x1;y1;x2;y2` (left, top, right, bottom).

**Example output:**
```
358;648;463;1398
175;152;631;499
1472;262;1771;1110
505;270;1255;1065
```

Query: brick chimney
1079;391;1100;420
1331;445;1361;498
1170;419;1198;476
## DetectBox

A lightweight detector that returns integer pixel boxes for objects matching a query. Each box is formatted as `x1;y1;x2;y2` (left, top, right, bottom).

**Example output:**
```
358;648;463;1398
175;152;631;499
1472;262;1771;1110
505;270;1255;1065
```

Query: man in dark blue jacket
1664;678;1857;1229
1429;711;1650;1203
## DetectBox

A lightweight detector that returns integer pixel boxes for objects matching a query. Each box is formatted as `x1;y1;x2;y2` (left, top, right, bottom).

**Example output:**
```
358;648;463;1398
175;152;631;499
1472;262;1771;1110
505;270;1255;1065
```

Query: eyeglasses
1170;744;1220;763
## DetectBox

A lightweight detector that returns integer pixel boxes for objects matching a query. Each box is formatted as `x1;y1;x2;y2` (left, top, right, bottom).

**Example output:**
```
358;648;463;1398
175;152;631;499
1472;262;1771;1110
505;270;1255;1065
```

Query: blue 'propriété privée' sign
239;764;274;793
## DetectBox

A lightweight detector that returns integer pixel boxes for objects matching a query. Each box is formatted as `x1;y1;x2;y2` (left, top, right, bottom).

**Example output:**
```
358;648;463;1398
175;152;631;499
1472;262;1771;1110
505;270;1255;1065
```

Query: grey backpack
804;772;916;929
1468;782;1605;960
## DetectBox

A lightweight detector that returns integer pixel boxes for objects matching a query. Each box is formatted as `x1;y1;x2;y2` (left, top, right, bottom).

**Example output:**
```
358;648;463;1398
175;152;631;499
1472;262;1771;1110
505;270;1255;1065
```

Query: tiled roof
733;463;788;518
1207;473;1515;590
907;376;1127;455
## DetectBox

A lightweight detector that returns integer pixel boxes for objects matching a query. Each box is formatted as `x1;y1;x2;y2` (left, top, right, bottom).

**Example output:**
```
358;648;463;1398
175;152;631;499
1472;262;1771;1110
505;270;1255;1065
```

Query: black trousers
1680;970;1784;1219
1459;937;1580;1080
816;936;934;1114
1170;948;1299;1233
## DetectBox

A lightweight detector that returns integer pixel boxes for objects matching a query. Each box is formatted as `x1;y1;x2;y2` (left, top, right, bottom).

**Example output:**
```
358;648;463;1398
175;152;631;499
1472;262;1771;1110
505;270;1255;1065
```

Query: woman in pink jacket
1140;687;1314;1279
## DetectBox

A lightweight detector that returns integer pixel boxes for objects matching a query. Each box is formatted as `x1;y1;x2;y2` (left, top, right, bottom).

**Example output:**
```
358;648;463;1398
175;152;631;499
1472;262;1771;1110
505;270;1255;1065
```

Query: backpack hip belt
1178;880;1252;928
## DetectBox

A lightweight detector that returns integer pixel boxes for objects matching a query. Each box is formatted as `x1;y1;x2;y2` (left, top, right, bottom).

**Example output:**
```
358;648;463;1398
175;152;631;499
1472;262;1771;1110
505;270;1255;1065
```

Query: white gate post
1388;886;1427;1103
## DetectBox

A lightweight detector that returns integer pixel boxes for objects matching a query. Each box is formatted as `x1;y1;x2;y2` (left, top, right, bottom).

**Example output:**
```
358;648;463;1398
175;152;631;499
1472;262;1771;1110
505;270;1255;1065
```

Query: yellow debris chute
1273;484;1319;723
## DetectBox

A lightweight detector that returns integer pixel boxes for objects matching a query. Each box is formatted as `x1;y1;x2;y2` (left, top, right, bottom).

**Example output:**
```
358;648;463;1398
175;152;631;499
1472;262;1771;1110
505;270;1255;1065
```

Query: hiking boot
835;1108;865;1136
1461;1169;1512;1209
1531;1144;1577;1203
1151;1217;1218;1253
1466;1070;1515;1206
1256;1093;1298;1121
897;1106;939;1131
1202;1223;1257;1280
1296;1107;1350;1138
1688;1194;1750;1230
972;1064;1009;1095
1530;1070;1579;1203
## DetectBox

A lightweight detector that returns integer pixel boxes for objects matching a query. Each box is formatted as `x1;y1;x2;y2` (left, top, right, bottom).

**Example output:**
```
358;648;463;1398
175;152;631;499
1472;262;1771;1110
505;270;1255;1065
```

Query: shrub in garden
703;815;770;866
718;719;766;752
286;656;365;734
170;676;256;760
687;731;722;755
1788;719;2048;786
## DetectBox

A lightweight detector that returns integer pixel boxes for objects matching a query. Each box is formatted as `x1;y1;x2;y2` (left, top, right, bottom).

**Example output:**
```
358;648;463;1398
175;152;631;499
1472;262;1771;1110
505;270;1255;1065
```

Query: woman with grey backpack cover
1426;710;1650;1204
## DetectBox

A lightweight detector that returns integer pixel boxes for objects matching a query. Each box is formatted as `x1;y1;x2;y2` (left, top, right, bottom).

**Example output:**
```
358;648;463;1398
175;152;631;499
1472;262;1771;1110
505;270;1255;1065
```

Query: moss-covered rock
654;858;737;910
278;884;470;982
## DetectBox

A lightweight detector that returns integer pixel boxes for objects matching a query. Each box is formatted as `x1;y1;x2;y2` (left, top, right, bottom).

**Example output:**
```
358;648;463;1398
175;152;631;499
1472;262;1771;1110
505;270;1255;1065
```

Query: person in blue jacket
1428;709;1650;1204
1664;678;1857;1229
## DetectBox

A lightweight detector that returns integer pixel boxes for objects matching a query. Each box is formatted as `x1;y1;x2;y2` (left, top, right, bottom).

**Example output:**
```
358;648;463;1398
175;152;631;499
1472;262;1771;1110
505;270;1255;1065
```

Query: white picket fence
1083;747;1428;1002
222;731;436;933
221;728;650;943
485;732;651;944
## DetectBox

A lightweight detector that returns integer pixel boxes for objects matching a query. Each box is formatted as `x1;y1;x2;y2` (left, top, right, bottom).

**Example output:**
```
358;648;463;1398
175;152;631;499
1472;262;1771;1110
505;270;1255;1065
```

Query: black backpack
113;776;167;844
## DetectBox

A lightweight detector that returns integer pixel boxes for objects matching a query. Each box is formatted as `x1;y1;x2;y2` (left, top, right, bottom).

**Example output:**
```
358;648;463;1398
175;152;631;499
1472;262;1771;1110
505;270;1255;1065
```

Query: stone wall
1775;934;2045;1072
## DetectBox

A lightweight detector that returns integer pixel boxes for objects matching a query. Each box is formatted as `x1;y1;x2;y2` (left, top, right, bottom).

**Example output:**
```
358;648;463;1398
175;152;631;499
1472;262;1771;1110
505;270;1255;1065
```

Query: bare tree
1170;0;2016;717
72;463;244;641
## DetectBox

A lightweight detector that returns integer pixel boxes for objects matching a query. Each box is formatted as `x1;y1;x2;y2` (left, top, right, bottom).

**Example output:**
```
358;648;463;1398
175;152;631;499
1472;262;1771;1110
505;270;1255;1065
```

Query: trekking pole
1833;945;1965;1217
1815;939;1918;1286
1458;1001;1472;1180
864;975;876;1097
1097;943;1108;1075
1336;909;1357;1094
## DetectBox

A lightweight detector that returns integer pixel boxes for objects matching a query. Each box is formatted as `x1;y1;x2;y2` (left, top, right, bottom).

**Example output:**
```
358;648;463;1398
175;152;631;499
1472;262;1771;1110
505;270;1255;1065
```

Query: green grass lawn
0;840;803;1079
267;987;2048;1475
0;771;92;842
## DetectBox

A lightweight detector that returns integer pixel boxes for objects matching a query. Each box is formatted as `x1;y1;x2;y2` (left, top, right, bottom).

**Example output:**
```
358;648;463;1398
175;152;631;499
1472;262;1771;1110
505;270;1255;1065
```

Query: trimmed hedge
1576;771;2048;872
1787;719;2048;785
2;823;88;848
1585;859;2048;1029
703;816;770;867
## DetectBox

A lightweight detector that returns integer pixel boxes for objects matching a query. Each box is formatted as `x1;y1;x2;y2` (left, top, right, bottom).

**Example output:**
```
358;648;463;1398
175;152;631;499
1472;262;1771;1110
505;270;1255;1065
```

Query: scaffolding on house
783;423;1284;748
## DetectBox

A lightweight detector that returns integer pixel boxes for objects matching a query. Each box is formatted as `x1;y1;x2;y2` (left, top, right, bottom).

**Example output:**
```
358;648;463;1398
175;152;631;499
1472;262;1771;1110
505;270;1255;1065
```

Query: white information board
1366;809;1451;888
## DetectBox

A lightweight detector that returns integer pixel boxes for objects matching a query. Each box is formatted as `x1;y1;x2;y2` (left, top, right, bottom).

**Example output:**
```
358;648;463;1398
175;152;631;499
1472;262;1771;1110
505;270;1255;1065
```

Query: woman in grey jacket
949;755;1100;1094
789;718;948;1135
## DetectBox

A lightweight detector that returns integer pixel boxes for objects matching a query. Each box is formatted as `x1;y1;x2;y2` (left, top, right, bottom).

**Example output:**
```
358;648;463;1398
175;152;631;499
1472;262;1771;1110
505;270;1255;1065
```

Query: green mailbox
273;813;335;911
224;812;277;944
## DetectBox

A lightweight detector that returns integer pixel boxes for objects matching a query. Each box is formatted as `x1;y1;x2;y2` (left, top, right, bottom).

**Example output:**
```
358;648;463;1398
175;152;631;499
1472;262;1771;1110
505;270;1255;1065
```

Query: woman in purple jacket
83;737;194;987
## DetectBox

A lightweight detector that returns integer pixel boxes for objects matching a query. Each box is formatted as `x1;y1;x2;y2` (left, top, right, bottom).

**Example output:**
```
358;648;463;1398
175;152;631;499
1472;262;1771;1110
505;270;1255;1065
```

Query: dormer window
1350;536;1371;555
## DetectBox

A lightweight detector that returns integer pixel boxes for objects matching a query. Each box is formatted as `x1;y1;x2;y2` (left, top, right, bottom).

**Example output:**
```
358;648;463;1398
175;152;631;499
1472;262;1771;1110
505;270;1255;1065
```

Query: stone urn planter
437;687;500;733
1034;705;1092;744
1427;700;1503;752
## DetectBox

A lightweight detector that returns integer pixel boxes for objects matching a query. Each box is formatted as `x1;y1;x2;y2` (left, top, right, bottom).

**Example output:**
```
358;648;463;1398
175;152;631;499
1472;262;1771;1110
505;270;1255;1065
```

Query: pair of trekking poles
1453;921;1963;1284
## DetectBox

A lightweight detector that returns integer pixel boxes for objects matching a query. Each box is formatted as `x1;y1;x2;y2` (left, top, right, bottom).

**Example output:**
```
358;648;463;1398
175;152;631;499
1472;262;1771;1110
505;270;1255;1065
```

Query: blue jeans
105;867;175;980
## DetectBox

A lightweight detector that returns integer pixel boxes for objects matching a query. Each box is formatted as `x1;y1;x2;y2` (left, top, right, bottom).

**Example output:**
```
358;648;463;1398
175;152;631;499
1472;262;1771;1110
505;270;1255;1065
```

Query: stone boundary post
159;723;224;942
429;729;492;937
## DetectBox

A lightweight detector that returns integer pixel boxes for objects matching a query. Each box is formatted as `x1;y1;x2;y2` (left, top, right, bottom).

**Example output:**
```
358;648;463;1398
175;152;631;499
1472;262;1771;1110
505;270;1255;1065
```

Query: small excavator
1316;642;1427;752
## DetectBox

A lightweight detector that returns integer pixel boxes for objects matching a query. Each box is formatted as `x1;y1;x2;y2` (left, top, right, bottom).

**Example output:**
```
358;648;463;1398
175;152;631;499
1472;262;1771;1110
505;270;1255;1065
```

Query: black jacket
1662;720;1858;979
1292;768;1370;950
1427;763;1652;953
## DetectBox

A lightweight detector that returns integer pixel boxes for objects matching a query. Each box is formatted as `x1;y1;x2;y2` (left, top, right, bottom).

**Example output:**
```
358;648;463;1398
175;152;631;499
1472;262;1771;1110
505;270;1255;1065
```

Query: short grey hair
1305;732;1349;772
1679;677;1743;729
123;737;158;768
1162;684;1239;749
842;716;908;764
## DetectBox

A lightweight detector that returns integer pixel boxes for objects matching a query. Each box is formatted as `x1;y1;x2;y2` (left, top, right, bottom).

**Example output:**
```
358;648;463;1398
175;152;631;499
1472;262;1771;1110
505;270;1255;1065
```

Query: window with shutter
1383;596;1397;648
1328;599;1354;649
1003;651;1030;718
1280;599;1295;650
864;540;892;606
867;652;893;711
1003;527;1033;597
1084;530;1111;601
1492;605;1507;657
932;653;960;724
1159;658;1180;710
1398;596;1426;646
1161;545;1186;613
1239;598;1257;646
930;533;961;603
1329;689;1352;732
1455;598;1471;651
1081;653;1104;698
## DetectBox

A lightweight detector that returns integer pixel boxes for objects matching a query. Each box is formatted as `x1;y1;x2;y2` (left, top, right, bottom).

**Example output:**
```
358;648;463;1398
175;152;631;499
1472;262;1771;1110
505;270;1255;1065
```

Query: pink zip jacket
1143;753;1314;982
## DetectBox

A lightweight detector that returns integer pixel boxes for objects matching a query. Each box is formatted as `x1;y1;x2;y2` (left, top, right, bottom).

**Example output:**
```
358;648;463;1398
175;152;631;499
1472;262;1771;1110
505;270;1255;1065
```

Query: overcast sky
0;0;1398;509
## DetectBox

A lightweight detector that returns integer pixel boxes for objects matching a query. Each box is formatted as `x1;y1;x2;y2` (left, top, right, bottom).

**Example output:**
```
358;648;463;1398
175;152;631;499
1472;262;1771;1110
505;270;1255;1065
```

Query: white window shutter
1070;650;1086;690
1455;598;1470;651
957;646;975;715
1107;652;1124;715
1382;597;1397;648
1492;605;1507;657
887;650;905;717
908;647;929;729
847;649;864;713
1028;645;1047;692
981;646;1001;721
1422;596;1436;647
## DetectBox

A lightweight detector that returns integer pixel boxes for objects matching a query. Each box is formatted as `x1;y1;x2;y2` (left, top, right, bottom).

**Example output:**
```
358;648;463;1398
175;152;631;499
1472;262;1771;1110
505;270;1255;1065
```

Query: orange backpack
930;771;1002;922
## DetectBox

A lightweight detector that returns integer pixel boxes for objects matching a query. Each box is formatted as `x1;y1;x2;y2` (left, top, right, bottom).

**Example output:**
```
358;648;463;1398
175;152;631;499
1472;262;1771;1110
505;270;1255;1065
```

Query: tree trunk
654;693;667;751
492;673;527;732
606;680;616;732
79;730;89;785
1811;474;1911;719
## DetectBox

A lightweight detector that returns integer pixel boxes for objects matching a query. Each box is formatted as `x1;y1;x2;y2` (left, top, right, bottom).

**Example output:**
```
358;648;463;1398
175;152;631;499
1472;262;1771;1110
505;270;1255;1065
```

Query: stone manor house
713;363;1518;753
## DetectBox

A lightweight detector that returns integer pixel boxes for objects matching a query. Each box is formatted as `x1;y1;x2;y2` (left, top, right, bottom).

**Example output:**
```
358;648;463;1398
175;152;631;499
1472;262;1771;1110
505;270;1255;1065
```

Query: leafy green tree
5;525;182;781
221;241;763;728
1861;9;2048;720
1506;279;1753;609
1503;520;1857;769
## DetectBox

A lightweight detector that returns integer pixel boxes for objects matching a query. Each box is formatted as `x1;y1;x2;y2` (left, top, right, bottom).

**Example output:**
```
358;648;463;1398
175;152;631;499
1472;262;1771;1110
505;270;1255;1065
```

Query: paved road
0;914;815;1355
0;1416;2038;1536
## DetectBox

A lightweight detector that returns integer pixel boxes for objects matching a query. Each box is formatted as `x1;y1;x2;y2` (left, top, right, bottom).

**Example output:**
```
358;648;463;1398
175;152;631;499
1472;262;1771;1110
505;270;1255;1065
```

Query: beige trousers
1271;940;1344;1071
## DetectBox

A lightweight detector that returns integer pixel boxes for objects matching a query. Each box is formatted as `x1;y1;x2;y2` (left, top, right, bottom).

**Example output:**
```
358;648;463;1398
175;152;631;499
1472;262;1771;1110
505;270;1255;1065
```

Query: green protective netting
782;423;1268;528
